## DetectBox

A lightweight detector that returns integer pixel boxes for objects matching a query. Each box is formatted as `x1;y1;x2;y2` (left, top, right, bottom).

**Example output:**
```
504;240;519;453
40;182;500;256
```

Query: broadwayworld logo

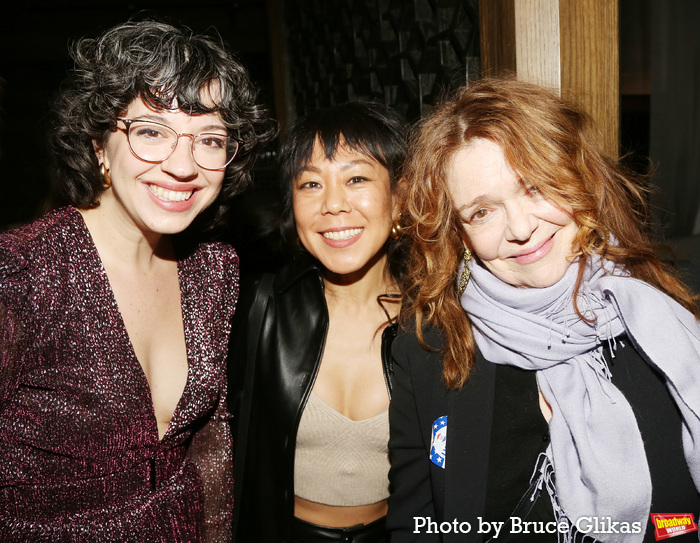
650;513;698;541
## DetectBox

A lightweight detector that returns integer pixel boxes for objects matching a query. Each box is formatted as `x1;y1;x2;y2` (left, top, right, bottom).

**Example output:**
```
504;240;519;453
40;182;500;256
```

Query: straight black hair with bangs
278;101;407;252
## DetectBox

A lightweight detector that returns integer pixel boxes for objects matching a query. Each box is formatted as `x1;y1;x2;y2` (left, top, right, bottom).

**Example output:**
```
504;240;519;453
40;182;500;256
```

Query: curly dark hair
50;19;277;230
277;101;408;282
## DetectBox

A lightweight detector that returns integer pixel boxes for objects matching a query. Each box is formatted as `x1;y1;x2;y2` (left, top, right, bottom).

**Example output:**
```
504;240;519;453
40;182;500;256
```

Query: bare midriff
294;496;387;527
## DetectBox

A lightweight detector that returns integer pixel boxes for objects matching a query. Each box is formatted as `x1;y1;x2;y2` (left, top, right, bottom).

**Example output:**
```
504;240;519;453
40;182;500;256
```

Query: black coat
387;325;501;543
386;326;700;543
228;258;397;542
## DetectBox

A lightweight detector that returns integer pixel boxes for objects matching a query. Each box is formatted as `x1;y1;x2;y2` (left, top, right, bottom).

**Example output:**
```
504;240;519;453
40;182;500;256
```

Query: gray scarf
460;256;700;542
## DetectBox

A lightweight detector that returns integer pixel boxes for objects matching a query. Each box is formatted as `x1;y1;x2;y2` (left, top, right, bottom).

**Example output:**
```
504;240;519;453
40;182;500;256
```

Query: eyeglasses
117;118;240;171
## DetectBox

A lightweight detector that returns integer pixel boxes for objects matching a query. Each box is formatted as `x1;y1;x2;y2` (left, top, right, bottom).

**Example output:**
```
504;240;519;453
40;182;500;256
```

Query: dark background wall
244;0;481;274
282;0;479;121
1;1;698;279
0;1;482;277
0;0;275;231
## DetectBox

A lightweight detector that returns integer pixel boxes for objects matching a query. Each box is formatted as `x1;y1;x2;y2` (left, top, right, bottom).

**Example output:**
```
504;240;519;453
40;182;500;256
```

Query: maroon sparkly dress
0;206;238;542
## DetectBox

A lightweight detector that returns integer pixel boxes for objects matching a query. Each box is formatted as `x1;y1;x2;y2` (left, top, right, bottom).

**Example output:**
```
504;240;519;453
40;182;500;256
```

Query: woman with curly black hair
0;20;276;542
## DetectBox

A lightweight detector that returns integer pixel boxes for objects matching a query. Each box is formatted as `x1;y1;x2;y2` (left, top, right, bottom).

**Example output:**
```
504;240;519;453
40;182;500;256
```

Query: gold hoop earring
390;217;402;240
100;163;112;189
458;249;471;295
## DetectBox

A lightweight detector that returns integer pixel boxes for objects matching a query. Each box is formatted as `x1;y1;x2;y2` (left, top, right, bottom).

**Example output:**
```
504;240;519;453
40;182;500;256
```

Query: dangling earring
390;216;402;240
458;249;471;295
100;163;112;189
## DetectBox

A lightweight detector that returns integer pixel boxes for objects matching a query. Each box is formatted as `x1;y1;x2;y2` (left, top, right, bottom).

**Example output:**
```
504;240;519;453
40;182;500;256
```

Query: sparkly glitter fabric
0;206;238;542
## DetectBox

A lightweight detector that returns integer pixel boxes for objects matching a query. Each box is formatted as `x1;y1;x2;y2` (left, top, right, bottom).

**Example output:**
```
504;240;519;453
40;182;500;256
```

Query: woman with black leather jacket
229;102;408;543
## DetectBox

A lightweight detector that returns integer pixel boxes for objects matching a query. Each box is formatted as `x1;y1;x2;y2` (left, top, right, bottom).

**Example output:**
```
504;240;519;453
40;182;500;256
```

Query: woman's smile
509;233;556;264
94;98;226;236
321;227;364;245
293;140;396;277
322;227;363;241
447;138;578;288
147;184;194;203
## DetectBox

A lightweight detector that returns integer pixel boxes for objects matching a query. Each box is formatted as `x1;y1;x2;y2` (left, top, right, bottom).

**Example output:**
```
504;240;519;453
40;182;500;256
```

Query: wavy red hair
400;78;699;389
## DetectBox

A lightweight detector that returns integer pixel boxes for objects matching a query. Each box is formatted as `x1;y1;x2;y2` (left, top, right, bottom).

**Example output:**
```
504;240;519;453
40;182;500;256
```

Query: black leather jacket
228;258;397;543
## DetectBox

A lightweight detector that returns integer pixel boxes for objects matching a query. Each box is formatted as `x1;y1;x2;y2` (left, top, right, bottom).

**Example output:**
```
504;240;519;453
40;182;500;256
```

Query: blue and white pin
430;416;447;468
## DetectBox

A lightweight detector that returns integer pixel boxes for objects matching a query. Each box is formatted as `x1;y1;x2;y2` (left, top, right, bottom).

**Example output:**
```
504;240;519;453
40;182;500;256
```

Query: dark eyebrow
132;113;169;124
199;124;228;134
131;114;227;134
300;158;374;175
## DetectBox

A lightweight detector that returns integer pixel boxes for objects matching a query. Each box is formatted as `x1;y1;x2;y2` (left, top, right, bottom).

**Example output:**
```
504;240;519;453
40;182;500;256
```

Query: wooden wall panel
479;0;619;157
478;0;516;76
560;0;619;156
514;0;560;90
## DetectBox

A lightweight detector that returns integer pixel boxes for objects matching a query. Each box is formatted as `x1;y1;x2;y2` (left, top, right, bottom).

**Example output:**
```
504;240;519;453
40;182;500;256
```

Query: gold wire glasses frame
117;118;240;171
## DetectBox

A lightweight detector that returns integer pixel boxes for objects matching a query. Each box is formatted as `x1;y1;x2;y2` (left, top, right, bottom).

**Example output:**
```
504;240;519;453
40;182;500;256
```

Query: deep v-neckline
71;208;191;442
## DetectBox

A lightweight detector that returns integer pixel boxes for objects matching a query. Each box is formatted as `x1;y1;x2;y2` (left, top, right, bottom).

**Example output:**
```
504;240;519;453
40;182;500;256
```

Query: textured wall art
284;0;480;122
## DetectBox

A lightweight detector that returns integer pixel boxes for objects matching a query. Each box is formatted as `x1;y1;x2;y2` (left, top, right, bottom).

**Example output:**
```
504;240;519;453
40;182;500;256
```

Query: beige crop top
294;391;390;506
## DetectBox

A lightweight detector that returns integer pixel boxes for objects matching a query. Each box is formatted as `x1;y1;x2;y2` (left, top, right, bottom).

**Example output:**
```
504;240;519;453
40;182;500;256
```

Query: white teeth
322;228;363;241
148;185;193;202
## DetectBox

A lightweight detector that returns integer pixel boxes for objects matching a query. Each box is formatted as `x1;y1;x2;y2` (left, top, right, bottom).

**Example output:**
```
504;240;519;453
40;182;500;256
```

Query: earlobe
92;139;106;167
93;140;112;189
390;181;405;218
390;191;403;241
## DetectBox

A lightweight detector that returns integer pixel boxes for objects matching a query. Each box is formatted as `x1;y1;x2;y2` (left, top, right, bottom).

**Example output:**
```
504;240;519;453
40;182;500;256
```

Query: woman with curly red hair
388;78;700;543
